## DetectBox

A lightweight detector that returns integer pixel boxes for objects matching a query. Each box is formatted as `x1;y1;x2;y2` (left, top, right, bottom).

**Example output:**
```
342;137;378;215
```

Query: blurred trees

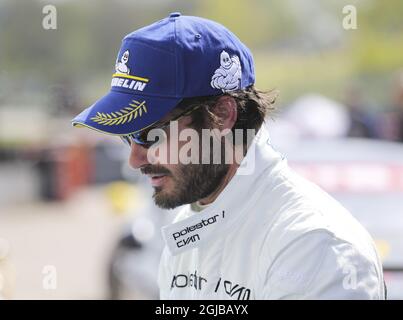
0;0;402;108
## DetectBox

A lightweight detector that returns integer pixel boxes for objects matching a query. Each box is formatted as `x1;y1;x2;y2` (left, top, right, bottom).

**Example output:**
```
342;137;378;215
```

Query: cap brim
71;90;182;135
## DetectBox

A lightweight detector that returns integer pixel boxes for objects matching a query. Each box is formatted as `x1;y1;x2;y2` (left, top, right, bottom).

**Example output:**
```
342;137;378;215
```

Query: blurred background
0;0;403;299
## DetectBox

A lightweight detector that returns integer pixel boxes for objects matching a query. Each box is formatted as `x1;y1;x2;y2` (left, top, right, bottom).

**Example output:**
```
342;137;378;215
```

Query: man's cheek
147;142;169;165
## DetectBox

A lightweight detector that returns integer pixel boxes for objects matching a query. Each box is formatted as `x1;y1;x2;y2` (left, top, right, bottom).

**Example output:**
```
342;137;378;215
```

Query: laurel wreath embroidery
90;100;147;126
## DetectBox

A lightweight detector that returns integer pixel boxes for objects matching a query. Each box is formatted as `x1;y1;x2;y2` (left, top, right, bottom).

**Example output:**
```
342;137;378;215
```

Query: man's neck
197;134;255;206
197;162;239;206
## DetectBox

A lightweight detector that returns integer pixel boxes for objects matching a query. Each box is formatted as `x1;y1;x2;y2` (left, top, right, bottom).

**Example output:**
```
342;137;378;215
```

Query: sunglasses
120;104;201;148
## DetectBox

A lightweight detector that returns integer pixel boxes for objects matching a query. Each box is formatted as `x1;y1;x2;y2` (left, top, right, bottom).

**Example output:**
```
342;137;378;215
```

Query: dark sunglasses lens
120;124;169;148
133;131;148;145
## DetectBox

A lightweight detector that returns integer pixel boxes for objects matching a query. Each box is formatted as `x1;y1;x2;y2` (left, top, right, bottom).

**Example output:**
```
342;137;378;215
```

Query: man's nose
129;143;149;169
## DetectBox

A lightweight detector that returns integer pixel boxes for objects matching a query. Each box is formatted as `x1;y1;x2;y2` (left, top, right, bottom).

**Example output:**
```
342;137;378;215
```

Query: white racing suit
158;126;385;299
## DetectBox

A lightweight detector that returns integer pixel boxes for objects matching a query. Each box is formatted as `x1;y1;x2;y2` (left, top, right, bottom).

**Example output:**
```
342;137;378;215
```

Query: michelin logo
211;50;242;92
112;49;149;92
115;50;130;74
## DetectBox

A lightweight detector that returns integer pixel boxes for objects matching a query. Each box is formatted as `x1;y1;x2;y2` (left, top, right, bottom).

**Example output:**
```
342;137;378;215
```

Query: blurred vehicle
279;137;403;299
107;134;403;300
106;168;178;300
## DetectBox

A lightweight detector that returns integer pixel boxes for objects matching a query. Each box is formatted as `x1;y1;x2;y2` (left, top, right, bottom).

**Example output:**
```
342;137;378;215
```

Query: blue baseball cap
72;12;255;136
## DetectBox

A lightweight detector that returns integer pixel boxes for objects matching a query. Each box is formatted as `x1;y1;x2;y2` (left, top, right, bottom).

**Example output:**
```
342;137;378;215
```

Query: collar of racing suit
161;125;287;256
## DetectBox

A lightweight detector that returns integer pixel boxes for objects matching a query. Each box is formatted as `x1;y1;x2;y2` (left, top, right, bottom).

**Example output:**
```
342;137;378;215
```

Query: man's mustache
140;165;171;176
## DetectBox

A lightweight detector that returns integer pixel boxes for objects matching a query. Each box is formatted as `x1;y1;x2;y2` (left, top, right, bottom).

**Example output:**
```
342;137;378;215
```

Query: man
72;13;385;299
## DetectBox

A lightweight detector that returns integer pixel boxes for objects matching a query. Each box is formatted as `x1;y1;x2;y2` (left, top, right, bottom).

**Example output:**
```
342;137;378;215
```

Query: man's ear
212;95;237;131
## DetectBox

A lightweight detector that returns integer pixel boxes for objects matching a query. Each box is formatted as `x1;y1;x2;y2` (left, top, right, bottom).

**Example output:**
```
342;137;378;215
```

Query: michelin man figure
115;50;130;75
211;50;242;92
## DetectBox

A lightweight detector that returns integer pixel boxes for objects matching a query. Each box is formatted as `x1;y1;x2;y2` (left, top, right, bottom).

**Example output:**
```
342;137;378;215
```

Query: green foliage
0;0;402;107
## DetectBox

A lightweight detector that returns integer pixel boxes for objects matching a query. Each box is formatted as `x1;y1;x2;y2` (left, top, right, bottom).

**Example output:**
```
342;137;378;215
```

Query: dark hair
176;85;278;146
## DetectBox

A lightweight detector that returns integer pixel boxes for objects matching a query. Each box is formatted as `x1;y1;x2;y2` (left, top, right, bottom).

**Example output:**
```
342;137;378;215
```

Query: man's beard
143;161;229;210
141;129;233;209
